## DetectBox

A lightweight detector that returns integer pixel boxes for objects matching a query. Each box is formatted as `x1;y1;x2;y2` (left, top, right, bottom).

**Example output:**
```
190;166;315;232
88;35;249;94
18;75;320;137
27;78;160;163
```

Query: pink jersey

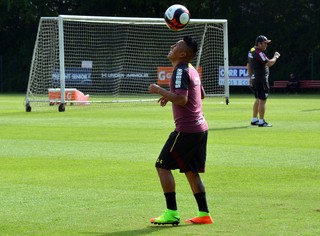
170;62;208;133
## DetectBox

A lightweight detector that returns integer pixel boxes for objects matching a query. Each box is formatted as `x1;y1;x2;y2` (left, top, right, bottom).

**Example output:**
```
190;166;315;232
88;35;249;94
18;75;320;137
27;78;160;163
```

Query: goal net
25;15;229;112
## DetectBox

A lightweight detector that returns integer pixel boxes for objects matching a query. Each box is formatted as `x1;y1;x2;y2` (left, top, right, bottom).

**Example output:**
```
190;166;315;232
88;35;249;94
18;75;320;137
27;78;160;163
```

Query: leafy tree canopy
0;0;319;91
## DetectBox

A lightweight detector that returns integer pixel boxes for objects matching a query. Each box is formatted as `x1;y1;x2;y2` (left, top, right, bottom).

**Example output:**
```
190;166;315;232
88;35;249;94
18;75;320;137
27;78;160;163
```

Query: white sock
251;117;258;122
259;119;265;124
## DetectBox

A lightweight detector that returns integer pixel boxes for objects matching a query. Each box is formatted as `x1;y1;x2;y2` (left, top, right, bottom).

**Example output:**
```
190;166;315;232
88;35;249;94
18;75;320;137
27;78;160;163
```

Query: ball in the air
164;4;190;31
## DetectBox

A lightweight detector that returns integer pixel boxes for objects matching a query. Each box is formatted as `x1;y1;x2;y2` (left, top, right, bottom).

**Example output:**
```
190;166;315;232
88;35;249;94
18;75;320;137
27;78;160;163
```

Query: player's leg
258;98;266;120
150;168;180;225
258;99;271;127
257;82;272;127
157;167;175;193
157;168;178;212
185;171;205;193
251;98;259;125
150;132;181;225
185;171;213;224
251;82;259;125
183;132;213;224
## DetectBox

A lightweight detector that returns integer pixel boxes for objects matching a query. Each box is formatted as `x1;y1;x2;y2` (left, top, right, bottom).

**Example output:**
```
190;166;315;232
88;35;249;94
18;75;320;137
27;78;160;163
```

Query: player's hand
158;97;168;107
249;78;256;88
249;78;253;87
274;52;280;59
148;83;161;94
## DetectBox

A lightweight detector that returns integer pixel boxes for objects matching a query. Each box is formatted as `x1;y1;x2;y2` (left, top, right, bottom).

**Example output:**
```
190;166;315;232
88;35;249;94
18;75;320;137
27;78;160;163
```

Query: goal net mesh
25;16;228;110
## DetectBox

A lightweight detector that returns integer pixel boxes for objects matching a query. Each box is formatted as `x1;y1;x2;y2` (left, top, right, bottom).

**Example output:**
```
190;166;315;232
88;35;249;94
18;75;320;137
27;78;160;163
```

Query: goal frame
25;15;229;112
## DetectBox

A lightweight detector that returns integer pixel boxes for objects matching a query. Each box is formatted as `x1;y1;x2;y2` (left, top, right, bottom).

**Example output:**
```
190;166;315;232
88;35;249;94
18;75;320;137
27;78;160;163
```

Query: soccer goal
25;15;229;112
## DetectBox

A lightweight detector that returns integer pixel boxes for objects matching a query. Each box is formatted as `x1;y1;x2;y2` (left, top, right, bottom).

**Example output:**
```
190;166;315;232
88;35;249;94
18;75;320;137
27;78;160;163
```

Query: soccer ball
164;4;190;31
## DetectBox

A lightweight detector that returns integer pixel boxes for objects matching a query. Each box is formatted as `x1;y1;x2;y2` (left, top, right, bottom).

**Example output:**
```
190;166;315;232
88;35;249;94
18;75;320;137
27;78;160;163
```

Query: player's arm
148;84;187;106
266;52;281;67
246;63;253;86
247;63;252;78
201;85;206;99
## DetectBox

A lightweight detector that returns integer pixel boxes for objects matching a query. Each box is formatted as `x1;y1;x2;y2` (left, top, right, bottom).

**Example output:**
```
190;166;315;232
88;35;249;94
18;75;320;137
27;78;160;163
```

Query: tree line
0;0;319;92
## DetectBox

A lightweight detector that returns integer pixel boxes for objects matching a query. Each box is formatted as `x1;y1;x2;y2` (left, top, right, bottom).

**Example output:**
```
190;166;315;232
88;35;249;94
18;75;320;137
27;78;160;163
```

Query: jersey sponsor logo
175;69;183;88
259;51;268;61
194;77;201;85
196;114;205;125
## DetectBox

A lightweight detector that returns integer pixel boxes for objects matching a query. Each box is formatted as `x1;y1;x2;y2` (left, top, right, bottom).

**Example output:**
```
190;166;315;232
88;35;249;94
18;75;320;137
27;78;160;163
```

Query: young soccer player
148;36;213;225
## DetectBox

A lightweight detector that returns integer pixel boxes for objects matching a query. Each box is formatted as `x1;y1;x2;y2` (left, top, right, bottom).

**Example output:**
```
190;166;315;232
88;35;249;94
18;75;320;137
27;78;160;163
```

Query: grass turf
0;94;319;235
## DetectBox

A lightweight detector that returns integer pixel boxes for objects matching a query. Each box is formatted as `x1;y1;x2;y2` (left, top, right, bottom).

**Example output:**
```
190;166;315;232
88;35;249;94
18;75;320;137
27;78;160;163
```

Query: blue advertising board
52;68;92;86
219;66;249;86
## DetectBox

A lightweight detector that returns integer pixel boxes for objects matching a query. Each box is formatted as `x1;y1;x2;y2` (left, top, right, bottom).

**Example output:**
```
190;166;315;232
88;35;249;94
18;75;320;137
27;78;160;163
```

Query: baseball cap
255;35;271;45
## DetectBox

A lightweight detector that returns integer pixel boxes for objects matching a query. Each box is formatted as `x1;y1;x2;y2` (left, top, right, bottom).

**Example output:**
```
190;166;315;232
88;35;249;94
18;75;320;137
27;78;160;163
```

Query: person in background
286;73;299;93
247;35;281;127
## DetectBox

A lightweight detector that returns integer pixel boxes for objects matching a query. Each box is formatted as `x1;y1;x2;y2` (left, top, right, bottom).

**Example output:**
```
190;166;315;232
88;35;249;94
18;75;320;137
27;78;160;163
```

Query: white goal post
25;15;229;112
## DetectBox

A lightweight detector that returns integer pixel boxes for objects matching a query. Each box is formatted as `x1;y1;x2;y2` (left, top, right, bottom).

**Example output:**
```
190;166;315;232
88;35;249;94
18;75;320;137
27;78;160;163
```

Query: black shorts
253;80;269;100
155;131;208;173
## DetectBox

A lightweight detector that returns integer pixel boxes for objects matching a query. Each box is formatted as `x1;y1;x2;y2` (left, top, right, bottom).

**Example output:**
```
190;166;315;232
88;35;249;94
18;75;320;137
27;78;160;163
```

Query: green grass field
0;94;319;236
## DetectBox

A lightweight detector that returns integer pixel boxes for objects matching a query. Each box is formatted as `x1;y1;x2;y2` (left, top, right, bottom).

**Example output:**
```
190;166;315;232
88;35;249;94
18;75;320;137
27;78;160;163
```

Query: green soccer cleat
150;209;180;226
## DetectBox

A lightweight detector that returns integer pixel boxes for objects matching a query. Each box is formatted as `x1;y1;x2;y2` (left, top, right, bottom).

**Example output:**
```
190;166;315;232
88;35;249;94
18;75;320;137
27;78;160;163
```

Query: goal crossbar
58;15;228;24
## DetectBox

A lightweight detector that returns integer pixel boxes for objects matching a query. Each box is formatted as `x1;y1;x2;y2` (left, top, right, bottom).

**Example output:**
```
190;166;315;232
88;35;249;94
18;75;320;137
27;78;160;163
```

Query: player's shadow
209;125;249;131
301;109;320;112
84;224;193;236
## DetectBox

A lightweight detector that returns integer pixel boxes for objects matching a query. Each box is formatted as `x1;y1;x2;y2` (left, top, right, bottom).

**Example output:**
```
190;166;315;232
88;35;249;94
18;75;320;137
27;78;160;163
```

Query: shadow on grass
209;125;250;131
301;109;320;112
84;224;193;235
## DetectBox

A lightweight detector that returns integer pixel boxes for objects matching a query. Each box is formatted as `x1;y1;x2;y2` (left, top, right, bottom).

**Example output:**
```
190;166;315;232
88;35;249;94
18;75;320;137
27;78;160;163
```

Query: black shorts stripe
170;132;180;152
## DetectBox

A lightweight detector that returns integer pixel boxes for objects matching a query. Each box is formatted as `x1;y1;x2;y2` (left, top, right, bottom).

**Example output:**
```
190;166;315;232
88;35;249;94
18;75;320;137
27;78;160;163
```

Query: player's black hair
183;36;198;57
